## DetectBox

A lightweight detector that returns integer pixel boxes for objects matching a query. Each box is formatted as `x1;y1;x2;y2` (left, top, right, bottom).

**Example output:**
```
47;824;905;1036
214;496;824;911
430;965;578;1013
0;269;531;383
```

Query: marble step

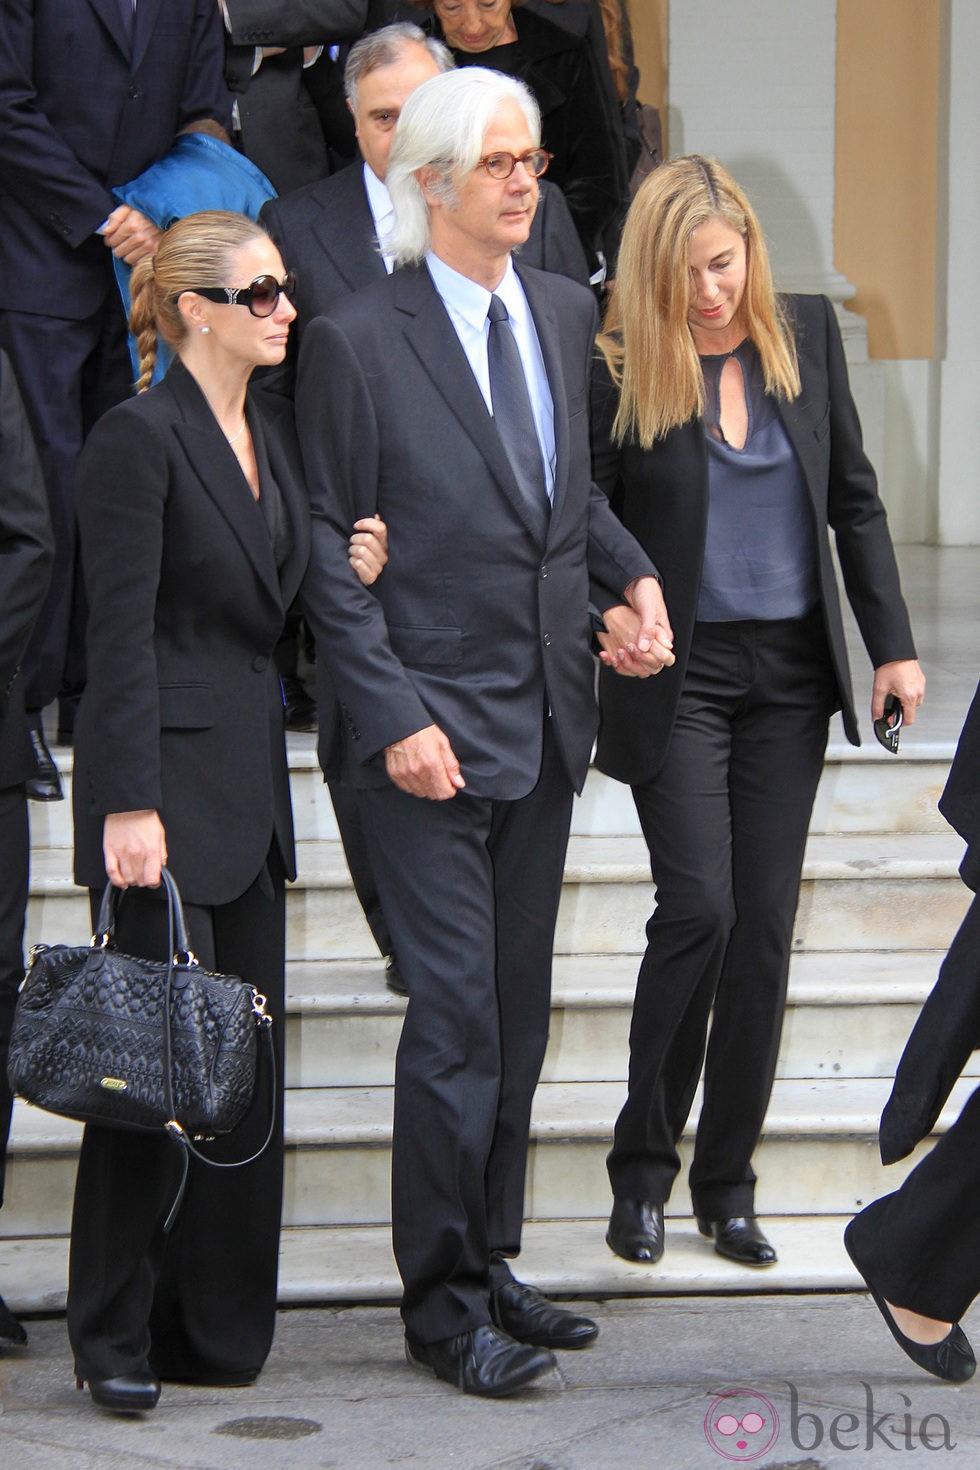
0;1213;867;1317
281;950;971;1089
5;1076;973;1243
26;830;970;961
29;733;954;852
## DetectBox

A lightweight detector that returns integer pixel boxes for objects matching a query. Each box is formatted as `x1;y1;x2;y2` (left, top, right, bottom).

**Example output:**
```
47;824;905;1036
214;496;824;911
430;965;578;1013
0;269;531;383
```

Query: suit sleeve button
252;655;268;671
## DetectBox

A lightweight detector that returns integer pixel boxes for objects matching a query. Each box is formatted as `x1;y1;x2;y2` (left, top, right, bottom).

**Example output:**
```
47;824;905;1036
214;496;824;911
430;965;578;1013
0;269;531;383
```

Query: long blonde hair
598;154;800;446
128;211;268;393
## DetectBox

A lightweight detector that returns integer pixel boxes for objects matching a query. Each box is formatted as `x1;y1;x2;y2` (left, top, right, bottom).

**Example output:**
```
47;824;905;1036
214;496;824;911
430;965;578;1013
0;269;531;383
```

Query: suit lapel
774;393;822;513
254;399;312;610
517;265;570;531
131;0;165;73
395;266;547;544
312;170;387;293
86;0;134;60
165;363;283;614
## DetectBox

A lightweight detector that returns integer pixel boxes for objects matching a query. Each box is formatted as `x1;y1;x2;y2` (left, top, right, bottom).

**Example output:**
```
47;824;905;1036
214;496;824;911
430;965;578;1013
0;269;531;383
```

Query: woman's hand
103;810;167;889
872;659;926;727
348;516;388;587
598;586;676;678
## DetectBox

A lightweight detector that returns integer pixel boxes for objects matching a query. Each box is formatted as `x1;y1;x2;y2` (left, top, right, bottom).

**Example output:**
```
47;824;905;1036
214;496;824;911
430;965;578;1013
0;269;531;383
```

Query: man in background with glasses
297;66;672;1398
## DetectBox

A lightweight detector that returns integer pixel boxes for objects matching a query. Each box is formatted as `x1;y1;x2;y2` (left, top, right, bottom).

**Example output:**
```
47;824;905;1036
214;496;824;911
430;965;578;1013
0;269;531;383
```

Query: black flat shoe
26;724;63;802
606;1198;665;1263
844;1222;976;1382
77;1371;161;1413
405;1324;554;1397
384;954;408;997
0;1292;27;1346
697;1215;777;1265
490;1280;598;1350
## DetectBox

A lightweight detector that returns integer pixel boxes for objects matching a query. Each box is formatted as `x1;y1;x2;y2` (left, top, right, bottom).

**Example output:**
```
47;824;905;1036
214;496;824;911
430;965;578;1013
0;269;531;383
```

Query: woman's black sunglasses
182;271;297;318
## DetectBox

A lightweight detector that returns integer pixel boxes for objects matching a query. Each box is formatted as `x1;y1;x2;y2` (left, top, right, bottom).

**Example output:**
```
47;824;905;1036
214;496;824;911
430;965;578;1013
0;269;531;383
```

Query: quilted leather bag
8;868;275;1225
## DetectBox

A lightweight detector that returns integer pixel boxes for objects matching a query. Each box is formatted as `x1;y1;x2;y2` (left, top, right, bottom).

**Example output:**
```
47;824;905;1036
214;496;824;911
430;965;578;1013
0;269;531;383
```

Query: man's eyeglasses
181;272;297;319
476;149;552;181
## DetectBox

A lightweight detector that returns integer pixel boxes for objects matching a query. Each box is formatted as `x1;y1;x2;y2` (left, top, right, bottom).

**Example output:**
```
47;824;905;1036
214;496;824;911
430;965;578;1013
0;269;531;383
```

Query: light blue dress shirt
425;251;557;503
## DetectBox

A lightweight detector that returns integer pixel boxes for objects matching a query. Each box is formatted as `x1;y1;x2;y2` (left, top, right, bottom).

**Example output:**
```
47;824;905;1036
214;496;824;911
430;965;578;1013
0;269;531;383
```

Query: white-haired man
297;67;673;1398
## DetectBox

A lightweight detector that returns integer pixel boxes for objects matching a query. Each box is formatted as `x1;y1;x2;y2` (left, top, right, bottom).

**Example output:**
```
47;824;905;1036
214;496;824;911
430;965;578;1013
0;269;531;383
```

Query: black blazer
592;293;917;786
223;0;366;194
260;161;590;357
0;351;52;788
72;360;311;905
0;0;230;320
296;261;655;798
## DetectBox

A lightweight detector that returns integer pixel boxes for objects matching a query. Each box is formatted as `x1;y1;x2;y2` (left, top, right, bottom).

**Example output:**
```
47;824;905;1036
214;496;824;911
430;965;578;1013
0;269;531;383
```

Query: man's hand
872;659;926;727
385;724;466;800
598;577;675;678
102;205;163;265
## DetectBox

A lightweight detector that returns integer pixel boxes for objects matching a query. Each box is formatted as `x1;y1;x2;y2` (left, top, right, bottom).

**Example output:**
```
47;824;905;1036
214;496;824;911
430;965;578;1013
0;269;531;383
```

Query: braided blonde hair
128;211;269;393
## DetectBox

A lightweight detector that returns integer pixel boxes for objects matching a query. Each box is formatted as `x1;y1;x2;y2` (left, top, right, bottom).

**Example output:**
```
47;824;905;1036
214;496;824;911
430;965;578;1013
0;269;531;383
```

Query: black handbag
8;867;276;1227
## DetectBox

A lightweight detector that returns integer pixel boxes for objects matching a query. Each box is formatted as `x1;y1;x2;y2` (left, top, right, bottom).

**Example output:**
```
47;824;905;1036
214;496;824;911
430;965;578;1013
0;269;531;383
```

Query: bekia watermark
704;1382;956;1460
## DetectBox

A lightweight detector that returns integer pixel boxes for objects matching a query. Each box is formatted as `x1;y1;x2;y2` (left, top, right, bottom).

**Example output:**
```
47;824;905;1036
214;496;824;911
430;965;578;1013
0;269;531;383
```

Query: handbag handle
92;867;194;961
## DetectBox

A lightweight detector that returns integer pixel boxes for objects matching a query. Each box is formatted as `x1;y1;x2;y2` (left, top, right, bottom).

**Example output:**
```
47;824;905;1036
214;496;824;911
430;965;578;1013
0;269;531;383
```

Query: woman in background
592;156;924;1272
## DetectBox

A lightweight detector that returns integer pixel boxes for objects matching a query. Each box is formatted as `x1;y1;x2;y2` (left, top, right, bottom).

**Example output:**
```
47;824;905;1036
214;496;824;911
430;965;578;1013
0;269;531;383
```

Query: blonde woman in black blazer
593;157;925;1273
68;212;384;1415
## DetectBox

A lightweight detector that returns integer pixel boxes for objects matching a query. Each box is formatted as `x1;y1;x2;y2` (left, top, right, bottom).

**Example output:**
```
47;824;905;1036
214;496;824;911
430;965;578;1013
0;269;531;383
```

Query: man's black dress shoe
490;1280;598;1349
697;1215;777;1265
26;724;63;802
844;1222;976;1382
405;1323;555;1397
0;1292;27;1346
281;675;317;732
606;1198;665;1264
76;1371;162;1413
385;954;408;997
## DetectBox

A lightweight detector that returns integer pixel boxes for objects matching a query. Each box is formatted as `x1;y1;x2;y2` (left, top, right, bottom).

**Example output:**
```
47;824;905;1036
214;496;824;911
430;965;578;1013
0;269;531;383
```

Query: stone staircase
4;735;971;1315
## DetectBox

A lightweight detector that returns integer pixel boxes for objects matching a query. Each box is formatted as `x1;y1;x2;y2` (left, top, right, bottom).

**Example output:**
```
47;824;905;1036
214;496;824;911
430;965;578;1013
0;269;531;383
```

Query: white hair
343;23;453;113
385;68;541;267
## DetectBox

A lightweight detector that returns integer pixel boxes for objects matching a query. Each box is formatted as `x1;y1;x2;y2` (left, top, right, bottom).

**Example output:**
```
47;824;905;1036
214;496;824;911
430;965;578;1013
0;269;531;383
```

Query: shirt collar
424;252;522;330
362;162;393;226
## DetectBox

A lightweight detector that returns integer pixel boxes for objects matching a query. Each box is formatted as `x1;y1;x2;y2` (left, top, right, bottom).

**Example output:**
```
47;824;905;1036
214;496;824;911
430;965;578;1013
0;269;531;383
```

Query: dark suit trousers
359;720;574;1344
0;784;29;1210
848;899;980;1324
67;857;285;1384
328;779;392;958
608;613;838;1218
0;293;131;715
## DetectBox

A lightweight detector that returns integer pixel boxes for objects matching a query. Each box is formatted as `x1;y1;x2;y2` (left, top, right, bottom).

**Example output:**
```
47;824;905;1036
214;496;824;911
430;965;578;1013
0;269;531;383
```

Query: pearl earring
201;325;211;335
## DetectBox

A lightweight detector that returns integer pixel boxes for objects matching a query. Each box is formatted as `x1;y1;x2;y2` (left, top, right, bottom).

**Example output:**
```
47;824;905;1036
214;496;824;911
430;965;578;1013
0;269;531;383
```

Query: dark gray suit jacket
296;261;655;798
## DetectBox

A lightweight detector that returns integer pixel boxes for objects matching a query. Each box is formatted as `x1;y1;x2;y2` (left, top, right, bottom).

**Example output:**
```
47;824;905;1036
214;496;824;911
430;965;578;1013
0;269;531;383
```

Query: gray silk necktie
486;295;549;542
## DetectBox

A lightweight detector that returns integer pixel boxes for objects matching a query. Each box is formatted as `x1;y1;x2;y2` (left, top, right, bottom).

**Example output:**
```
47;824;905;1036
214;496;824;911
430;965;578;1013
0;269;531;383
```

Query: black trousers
359;720;574;1345
608;613;838;1218
66;856;286;1384
0;784;29;1211
0;293;131;717
848;897;980;1324
328;778;392;958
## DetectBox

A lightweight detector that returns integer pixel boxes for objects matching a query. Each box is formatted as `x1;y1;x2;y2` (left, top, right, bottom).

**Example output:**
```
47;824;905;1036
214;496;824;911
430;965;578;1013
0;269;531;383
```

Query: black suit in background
592;294;918;1221
0;351;52;1211
260;161;589;964
0;0;230;723
849;682;980;1322
296;261;655;1342
67;360;310;1385
223;1;366;194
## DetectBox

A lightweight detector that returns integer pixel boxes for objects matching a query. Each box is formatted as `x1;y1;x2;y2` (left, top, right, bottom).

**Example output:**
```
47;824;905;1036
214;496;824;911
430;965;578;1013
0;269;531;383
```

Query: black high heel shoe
0;1292;27;1346
76;1371;162;1413
844;1222;976;1383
